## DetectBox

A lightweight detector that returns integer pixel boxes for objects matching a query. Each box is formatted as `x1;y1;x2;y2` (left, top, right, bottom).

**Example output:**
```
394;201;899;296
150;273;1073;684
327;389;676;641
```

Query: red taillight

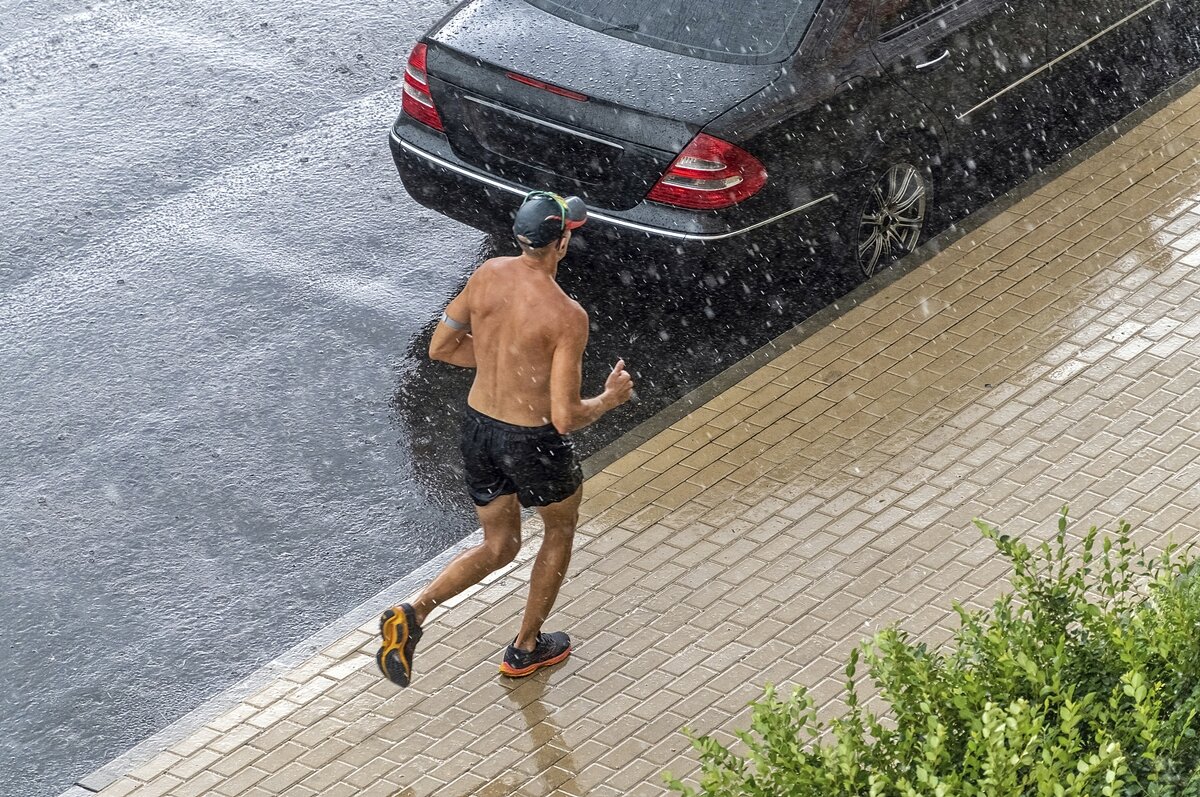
402;43;444;132
646;133;767;210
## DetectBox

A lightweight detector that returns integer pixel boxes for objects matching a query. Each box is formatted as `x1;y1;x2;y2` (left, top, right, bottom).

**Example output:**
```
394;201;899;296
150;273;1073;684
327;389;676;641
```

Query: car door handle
915;50;950;70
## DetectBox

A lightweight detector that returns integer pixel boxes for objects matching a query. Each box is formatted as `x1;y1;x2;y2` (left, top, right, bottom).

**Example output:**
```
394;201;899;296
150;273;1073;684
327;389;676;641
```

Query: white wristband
441;311;470;332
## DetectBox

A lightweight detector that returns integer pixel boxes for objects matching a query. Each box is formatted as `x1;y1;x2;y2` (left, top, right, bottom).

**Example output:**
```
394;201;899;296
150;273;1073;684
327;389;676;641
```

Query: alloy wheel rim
857;163;927;277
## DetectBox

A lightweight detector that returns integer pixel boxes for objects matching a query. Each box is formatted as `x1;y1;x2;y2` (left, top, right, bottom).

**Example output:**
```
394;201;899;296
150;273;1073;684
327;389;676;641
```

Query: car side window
877;0;939;36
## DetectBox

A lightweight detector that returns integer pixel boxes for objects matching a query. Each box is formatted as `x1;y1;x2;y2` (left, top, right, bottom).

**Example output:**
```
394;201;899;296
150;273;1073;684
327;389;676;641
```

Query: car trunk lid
423;0;783;211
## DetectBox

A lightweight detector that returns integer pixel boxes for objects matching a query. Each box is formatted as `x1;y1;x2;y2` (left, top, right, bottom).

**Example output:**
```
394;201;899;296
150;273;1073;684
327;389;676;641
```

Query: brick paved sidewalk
90;78;1200;797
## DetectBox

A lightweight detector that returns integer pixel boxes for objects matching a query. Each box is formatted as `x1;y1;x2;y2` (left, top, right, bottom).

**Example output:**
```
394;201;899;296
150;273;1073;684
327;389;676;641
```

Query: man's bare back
459;255;585;428
432;241;630;435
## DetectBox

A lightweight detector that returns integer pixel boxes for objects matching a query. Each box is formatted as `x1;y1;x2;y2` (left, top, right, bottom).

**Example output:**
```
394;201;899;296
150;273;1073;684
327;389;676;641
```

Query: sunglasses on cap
524;190;588;234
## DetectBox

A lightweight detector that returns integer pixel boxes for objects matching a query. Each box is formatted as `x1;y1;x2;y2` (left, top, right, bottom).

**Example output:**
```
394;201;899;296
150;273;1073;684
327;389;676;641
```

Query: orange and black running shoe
498;632;572;678
377;603;422;687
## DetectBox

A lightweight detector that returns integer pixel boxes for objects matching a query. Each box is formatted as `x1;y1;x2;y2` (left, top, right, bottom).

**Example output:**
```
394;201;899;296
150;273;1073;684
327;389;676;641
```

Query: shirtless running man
377;191;634;687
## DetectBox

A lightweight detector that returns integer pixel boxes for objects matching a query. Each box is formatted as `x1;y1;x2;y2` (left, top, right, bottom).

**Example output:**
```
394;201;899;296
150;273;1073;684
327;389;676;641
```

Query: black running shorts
460;406;583;508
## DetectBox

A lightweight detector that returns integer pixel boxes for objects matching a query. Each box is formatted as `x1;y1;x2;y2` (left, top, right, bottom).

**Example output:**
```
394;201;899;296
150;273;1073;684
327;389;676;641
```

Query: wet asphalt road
0;2;477;795
2;2;1182;796
0;3;846;796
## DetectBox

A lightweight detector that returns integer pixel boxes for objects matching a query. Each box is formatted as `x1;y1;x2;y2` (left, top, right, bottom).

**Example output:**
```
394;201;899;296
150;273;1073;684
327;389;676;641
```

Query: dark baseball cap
513;191;588;248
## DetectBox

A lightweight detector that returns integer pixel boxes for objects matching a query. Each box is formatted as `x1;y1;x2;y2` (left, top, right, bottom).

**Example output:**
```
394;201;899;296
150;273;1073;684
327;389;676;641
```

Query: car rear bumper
388;125;838;250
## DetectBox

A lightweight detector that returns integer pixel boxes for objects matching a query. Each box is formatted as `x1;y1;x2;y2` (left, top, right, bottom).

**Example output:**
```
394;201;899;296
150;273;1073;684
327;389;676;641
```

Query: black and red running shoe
499;632;572;678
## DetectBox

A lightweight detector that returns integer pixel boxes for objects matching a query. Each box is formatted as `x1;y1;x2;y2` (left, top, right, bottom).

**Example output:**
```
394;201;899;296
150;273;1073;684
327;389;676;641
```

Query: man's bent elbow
551;409;577;436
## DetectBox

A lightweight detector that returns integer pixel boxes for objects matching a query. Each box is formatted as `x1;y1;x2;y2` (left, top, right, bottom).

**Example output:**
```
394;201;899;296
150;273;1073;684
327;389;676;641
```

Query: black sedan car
389;0;1199;277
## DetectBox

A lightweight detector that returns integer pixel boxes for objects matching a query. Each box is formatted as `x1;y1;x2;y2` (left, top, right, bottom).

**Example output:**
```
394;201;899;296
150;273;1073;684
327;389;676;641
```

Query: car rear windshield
522;0;821;64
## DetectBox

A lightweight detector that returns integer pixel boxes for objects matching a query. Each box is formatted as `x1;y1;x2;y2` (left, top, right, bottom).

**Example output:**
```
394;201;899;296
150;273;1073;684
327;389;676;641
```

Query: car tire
843;146;937;279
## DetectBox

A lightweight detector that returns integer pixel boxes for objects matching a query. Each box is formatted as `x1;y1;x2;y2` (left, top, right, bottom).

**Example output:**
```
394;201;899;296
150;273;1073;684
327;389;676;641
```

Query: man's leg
513;487;581;651
409;493;523;625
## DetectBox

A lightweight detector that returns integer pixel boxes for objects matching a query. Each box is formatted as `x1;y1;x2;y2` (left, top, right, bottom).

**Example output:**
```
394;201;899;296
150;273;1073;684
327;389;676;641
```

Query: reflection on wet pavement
503;680;582;797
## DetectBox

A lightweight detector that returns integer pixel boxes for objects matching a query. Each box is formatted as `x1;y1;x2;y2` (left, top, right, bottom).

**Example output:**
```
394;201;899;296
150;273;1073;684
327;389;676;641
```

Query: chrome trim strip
915;50;950;70
463;96;624;151
394;135;835;242
958;0;1164;119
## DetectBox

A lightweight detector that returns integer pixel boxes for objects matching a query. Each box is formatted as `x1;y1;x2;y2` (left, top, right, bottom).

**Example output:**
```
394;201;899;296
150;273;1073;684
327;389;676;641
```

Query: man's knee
542;519;576;544
483;534;521;569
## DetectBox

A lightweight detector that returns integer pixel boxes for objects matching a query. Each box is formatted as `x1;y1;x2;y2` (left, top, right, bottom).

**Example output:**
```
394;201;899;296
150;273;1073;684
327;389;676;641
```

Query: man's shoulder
552;299;588;347
472;256;512;280
465;257;519;300
557;294;587;324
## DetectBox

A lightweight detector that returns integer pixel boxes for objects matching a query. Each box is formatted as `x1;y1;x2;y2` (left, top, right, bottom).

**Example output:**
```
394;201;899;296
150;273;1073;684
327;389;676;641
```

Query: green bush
667;509;1200;797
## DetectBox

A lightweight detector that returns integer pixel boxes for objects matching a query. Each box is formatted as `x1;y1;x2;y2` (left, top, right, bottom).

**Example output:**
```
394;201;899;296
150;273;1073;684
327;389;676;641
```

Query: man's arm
549;308;633;434
429;285;476;368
